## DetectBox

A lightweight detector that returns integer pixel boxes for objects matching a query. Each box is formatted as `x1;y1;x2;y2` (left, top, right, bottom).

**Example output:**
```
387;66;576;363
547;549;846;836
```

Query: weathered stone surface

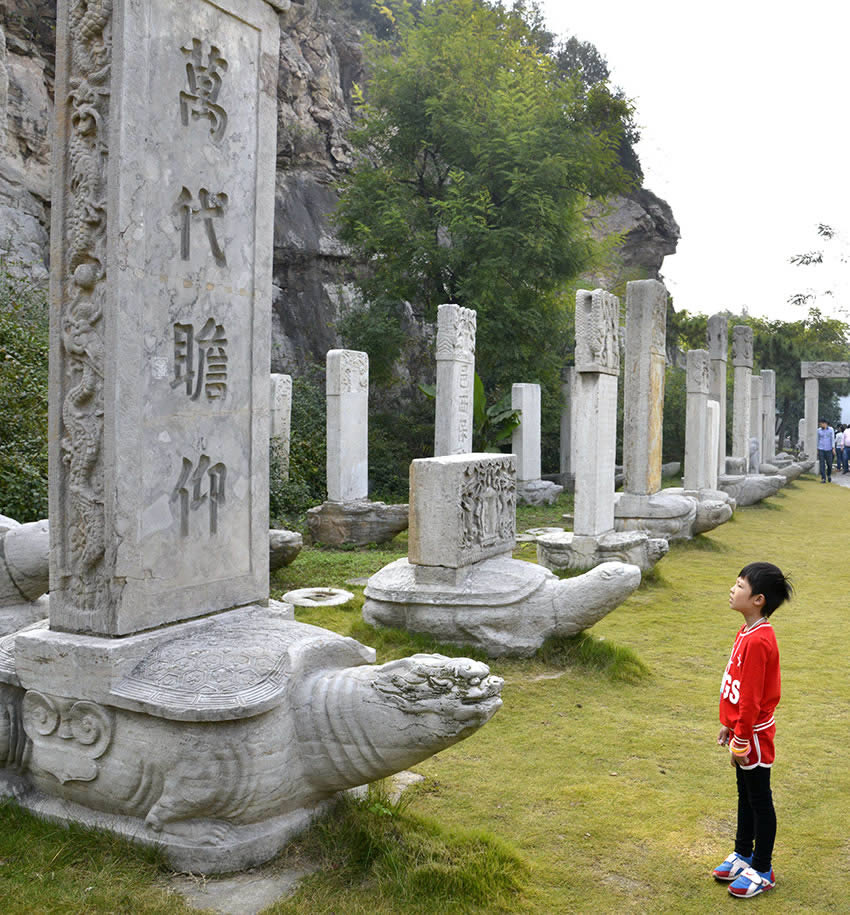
623;280;667;496
516;478;564;506
0;520;50;636
573;289;619;539
326;349;368;502
409;454;515;568
269;529;302;570
718;473;785;506
364;558;640;658
283;587;353;607
434;304;476;457
536;529;668;574
660;462;681;478
760;369;776;463
614;491;697;541
707;313;728;477
4;604;503;873
559;366;575;490
306;500;408;547
683;349;710;491
270;373;292;480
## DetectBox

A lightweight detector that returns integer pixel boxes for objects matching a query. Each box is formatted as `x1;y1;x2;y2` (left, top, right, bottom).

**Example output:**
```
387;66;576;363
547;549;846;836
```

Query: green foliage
661;364;687;464
0;268;49;522
270;372;327;526
334;0;634;400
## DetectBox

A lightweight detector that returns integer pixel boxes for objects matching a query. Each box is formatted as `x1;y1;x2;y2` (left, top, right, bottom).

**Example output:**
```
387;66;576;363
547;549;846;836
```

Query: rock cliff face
0;1;679;370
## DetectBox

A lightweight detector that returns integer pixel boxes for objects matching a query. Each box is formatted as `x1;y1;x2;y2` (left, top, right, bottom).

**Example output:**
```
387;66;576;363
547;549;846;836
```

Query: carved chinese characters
48;0;280;635
434;304;477;456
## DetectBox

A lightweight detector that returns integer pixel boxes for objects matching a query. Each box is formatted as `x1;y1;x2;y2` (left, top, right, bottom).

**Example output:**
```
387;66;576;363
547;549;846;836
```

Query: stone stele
512;383;563;505
1;0;499;875
364;454;642;657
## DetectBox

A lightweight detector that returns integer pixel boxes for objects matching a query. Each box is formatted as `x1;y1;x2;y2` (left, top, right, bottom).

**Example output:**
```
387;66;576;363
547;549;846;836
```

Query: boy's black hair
739;562;793;617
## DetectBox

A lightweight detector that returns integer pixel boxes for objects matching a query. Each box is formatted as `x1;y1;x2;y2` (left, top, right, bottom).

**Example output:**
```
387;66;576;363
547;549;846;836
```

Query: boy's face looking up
729;575;766;623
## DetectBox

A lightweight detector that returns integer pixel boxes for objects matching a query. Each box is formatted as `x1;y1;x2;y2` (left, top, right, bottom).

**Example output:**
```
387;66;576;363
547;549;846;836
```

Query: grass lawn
3;478;849;912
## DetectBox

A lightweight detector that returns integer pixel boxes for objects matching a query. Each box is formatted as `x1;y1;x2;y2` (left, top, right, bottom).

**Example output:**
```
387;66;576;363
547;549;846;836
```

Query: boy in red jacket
712;561;793;899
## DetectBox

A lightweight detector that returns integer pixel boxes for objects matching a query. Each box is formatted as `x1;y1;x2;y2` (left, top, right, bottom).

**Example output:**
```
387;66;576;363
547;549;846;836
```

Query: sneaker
712;852;752;882
728;865;776;898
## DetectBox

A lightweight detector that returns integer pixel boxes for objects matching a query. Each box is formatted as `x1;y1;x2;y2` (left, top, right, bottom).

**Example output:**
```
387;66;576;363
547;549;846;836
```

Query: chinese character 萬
180;38;228;142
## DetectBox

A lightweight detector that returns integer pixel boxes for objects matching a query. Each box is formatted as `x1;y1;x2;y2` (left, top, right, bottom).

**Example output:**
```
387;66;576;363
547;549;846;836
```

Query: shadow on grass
538;631;650;683
739;499;785;512
272;783;527;914
669;535;730;554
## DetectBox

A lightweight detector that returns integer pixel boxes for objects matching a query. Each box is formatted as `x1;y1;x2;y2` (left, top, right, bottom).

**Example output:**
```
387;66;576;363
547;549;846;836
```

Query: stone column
683;349;710;491
573;290;620;537
559;366;575;490
707;314;728;477
43;0;282;636
804;376;819;457
749;374;763;472
760;369;776;462
731;325;753;464
705;400;720;491
326;350;368;502
270;372;292;480
434;303;476;456
623;279;668;495
512;384;542;484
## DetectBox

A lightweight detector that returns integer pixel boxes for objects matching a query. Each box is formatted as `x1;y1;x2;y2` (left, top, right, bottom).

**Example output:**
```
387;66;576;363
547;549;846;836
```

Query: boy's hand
717;726;731;746
730;753;750;767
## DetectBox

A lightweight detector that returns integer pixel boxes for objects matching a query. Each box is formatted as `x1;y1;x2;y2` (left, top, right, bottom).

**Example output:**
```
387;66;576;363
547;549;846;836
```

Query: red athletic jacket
719;618;781;768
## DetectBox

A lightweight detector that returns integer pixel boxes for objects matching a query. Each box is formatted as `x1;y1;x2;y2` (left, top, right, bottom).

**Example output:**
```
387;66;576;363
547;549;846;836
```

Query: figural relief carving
338;351;368;393
460;458;516;553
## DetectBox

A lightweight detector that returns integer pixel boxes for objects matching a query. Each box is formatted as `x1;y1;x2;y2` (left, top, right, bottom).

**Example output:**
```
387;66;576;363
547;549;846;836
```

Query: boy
712;561;793;899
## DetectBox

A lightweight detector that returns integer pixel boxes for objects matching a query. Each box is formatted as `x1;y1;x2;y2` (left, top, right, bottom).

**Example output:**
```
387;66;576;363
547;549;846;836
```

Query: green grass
3;475;849;912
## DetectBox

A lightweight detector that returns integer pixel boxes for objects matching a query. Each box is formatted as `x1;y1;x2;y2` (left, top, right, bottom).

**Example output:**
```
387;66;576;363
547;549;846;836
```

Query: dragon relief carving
59;0;113;613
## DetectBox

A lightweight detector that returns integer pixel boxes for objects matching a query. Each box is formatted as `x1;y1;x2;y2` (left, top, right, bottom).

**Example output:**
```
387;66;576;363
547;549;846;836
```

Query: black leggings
734;764;776;873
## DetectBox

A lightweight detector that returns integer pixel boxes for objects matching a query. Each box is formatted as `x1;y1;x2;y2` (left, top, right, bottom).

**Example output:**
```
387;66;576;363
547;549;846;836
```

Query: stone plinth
306;500;409;547
760;370;776;463
409;454;516;567
559;367;576;491
434;304;476;456
573;289;620;538
749;374;763;473
707;314;728;477
623;280;668;495
731;326;753;464
512;383;563;505
47;0;279;637
326;349;368;502
683;349;710;491
536;529;668;574
614;491;697;541
718;473;785;506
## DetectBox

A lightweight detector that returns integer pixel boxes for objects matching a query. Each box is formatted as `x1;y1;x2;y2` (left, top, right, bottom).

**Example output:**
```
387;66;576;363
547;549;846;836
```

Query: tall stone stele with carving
707;314;728;477
800;361;850;458
434;303;477;456
731;325;753;466
537;290;668;573
0;0;504;875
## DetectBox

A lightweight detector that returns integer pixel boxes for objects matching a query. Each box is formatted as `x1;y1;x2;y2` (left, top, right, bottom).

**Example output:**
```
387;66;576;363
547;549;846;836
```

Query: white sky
536;0;850;323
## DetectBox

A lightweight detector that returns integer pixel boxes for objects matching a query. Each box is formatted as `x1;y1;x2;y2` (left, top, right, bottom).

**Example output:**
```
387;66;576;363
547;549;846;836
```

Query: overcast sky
536;0;850;324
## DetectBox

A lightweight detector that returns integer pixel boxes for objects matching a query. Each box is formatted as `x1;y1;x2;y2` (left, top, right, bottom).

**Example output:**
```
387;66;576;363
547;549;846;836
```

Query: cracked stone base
535;530;668;573
306;500;408;546
0;775;335;874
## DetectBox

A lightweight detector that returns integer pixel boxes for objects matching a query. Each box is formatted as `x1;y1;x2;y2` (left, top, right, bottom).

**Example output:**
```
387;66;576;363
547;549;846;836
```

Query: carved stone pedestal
0;603;503;873
662;488;735;534
614;491;697;541
535;529;669;574
516;479;563;506
0;520;50;636
718;473;785;507
306;500;409;547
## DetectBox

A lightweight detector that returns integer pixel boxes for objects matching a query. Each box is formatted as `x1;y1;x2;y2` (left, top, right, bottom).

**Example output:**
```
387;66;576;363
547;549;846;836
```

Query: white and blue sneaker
728;865;776;898
712;852;752;882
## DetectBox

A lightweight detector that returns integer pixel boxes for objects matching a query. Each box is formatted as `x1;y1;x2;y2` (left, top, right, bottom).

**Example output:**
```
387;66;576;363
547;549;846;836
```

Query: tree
788;223;850;316
668;305;850;449
334;0;635;398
